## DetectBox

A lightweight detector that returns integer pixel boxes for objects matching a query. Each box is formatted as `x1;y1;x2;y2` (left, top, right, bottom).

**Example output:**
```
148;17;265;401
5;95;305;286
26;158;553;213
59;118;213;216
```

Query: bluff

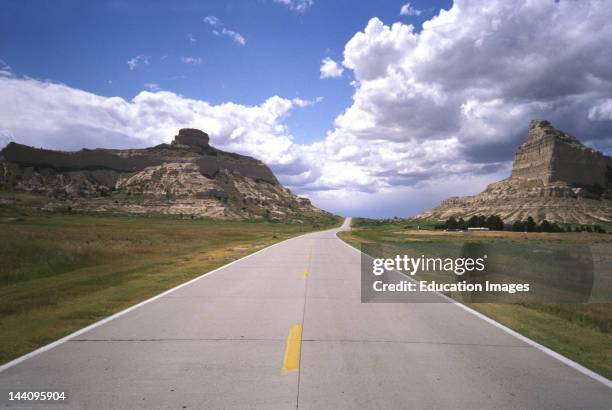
0;129;331;222
418;120;612;224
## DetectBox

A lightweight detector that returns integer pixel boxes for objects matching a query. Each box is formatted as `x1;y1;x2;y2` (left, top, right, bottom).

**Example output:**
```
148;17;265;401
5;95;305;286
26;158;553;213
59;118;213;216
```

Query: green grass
351;217;440;230
339;222;612;379
0;206;340;364
471;303;611;378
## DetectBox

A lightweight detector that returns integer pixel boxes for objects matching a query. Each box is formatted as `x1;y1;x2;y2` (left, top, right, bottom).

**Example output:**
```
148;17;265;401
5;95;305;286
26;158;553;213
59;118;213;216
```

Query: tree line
512;217;607;233
437;215;504;231
437;215;607;233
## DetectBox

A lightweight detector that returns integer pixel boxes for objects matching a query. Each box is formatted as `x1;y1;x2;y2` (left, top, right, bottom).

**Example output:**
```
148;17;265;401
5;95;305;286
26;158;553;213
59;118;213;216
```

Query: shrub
525;216;536;232
512;220;525;232
445;217;458;230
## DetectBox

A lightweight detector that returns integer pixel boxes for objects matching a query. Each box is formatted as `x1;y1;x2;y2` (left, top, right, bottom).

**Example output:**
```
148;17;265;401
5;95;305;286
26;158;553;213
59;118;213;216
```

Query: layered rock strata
0;129;330;222
418;120;612;223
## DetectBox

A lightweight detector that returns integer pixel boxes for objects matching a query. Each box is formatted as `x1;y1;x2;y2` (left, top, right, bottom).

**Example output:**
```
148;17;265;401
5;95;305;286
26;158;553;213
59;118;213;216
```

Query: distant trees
512;220;524;232
510;217;607;234
458;217;467;230
485;215;504;231
444;214;504;231
445;216;458;230
571;224;606;233
525;216;536;232
468;215;486;228
538;220;562;232
442;215;608;234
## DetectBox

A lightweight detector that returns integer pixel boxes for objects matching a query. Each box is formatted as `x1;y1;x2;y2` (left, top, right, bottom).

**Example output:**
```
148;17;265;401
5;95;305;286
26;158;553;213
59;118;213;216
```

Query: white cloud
0;59;11;70
180;56;202;65
327;0;612;200
588;99;612;121
292;96;323;107
273;0;314;12
0;75;316;177
319;57;344;79
127;55;150;70
187;33;197;43
203;16;222;27
143;83;160;92
400;2;421;17
0;59;13;77
203;16;246;45
310;0;612;213
221;28;246;46
3;0;612;217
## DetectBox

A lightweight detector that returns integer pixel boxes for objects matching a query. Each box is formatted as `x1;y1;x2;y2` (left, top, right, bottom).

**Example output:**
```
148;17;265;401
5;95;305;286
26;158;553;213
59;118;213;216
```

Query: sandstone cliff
0;129;332;222
417;120;612;224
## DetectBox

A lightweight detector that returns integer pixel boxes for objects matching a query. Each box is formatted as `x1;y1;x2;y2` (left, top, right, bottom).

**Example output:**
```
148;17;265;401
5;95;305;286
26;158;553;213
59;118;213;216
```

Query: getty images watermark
360;242;612;304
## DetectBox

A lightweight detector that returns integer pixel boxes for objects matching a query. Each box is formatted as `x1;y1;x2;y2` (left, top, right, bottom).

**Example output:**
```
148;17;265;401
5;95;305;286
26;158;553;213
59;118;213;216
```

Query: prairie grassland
339;218;612;379
0;206;339;364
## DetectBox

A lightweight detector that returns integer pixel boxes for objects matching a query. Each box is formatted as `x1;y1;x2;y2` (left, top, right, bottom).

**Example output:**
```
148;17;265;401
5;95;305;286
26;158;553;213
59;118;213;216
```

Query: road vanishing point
1;218;611;409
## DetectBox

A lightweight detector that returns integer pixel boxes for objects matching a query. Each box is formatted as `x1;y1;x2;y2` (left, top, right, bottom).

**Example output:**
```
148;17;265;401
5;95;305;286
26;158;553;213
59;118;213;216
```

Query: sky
1;0;612;217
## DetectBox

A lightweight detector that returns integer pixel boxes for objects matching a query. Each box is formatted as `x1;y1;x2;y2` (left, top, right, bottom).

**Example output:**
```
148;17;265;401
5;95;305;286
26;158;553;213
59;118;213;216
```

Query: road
1;218;610;409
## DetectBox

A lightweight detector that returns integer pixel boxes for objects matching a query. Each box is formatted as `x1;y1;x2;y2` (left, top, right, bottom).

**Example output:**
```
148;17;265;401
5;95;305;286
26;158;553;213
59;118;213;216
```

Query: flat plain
338;218;612;378
0;204;338;365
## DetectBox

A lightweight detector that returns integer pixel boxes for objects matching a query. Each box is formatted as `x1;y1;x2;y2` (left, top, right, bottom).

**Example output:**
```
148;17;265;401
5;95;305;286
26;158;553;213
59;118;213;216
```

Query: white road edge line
335;223;612;389
0;231;309;373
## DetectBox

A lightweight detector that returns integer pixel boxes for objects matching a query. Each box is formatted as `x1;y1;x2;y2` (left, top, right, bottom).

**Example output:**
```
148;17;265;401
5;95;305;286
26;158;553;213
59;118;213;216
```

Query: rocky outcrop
512;120;610;189
0;129;331;222
418;120;612;224
172;128;210;150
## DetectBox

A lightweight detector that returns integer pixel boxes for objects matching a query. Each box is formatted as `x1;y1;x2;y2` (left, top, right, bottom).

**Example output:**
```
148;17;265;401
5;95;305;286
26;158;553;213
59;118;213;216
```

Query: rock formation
417;120;612;224
0;129;332;222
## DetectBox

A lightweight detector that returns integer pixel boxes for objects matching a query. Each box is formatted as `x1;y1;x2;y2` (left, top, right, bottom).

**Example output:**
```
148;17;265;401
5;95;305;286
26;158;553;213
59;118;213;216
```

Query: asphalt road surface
1;218;611;409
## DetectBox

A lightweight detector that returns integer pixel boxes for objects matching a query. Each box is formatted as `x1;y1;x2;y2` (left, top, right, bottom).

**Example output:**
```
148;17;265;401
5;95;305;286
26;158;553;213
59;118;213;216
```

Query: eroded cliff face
512;120;610;188
418;120;612;223
0;129;330;222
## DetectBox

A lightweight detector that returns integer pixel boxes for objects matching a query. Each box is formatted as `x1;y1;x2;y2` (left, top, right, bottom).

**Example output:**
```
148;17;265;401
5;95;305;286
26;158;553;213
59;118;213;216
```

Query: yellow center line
304;249;312;279
282;324;303;372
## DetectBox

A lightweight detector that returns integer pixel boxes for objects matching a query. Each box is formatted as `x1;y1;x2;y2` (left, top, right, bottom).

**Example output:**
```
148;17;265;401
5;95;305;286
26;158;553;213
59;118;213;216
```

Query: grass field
0;205;339;365
339;218;612;379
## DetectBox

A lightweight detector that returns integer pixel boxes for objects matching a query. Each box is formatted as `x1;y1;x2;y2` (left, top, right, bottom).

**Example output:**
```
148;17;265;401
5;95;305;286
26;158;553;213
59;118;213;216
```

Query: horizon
1;0;612;218
2;118;603;220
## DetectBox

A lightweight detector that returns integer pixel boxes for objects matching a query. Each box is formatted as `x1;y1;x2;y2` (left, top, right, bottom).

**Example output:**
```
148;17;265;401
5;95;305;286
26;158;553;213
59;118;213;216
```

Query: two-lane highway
1;218;610;409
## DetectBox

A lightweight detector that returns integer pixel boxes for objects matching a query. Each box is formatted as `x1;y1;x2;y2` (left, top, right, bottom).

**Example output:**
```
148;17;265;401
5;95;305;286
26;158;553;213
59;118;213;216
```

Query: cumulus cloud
127;55;150;70
204;16;246;45
298;0;612;213
325;0;612;201
588;99;612;121
400;2;421;16
319;57;344;79
180;56;202;65
0;75;315;178
3;0;612;217
273;0;314;13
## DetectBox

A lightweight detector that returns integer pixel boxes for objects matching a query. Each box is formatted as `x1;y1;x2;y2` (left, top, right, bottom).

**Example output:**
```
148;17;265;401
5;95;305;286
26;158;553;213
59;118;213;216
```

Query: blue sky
1;1;611;217
0;0;449;144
